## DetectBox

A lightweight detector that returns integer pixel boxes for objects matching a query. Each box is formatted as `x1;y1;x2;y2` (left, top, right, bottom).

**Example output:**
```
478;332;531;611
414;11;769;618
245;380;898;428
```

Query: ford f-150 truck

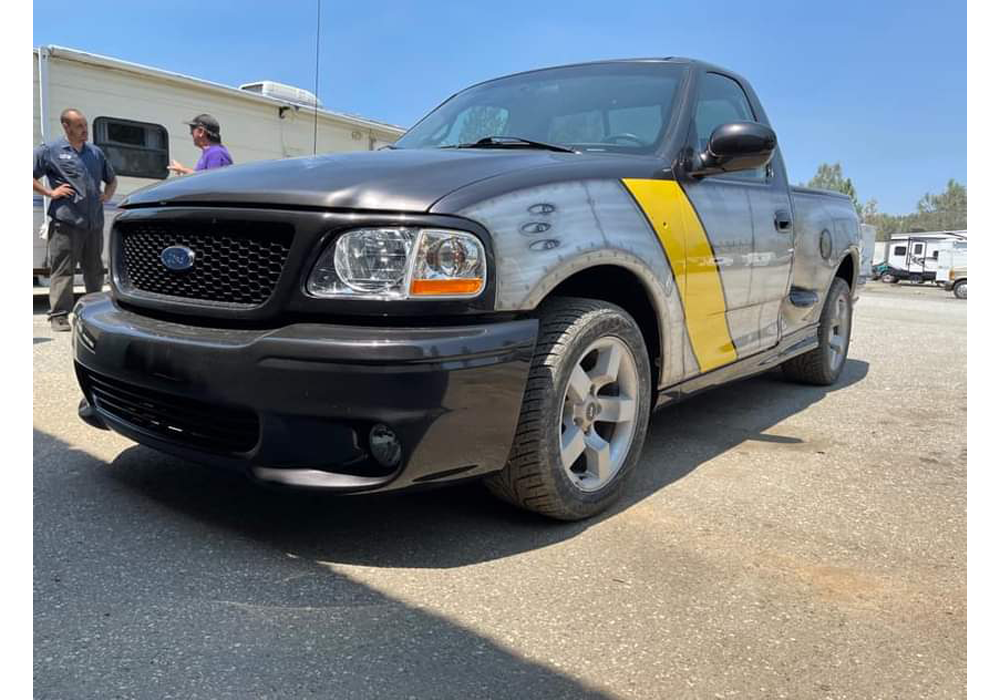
73;58;860;520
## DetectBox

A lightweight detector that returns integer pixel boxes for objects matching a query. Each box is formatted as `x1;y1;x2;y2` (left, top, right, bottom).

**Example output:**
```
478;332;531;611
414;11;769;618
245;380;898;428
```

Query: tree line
802;163;966;240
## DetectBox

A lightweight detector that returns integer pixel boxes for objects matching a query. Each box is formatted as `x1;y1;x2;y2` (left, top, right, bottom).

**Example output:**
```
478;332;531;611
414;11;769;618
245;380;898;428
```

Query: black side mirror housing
688;121;777;177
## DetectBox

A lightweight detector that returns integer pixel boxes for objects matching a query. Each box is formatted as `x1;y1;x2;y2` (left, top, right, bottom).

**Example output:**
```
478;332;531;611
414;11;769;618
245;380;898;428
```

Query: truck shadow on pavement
49;358;869;571
33;428;616;700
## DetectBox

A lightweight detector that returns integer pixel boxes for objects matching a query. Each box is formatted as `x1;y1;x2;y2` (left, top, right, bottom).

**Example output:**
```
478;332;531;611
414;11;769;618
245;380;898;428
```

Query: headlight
307;227;486;300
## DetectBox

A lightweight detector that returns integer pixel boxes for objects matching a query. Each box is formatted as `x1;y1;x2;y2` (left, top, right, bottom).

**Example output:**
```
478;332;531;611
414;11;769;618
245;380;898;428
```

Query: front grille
77;365;260;454
117;220;293;307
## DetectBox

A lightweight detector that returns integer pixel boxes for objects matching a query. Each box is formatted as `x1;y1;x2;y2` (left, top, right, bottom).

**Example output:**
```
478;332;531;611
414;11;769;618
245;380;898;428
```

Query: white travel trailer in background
33;45;405;277
859;223;877;282
872;230;967;284
935;239;968;288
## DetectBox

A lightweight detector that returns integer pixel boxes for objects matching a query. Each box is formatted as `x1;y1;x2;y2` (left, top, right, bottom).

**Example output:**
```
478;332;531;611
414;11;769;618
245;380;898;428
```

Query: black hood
122;148;666;214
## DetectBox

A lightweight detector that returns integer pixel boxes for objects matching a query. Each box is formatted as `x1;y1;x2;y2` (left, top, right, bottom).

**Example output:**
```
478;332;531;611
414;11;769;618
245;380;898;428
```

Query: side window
893;246;907;256
694;73;765;181
932;250;940;260
93;117;169;179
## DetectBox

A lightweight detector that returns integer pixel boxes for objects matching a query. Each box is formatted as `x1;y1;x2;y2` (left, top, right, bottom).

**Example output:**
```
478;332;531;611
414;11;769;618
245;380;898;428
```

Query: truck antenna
313;0;321;155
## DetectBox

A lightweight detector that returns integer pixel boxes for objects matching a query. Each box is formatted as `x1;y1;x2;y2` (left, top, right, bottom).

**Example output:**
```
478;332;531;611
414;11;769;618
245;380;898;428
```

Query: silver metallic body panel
680;176;794;359
784;187;860;333
458;179;695;387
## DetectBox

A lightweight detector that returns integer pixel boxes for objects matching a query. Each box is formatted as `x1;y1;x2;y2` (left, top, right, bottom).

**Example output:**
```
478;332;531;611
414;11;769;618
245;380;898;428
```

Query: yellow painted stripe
622;178;737;372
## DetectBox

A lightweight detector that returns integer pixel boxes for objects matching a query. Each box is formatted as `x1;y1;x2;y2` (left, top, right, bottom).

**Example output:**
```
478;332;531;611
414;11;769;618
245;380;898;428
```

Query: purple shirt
195;144;233;171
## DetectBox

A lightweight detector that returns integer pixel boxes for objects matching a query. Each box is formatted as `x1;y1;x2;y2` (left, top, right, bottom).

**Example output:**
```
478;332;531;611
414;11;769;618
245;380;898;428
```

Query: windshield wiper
441;136;577;154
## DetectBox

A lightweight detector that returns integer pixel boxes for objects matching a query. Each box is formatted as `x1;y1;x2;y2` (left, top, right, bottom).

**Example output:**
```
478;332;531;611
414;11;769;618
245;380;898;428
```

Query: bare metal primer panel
458;180;694;387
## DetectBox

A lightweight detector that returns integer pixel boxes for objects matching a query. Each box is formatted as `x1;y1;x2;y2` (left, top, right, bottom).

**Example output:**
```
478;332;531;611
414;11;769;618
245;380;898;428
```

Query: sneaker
50;317;71;333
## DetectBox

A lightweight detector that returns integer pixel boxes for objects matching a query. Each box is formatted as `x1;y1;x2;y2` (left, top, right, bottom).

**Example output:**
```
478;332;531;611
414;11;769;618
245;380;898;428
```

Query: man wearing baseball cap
167;113;234;175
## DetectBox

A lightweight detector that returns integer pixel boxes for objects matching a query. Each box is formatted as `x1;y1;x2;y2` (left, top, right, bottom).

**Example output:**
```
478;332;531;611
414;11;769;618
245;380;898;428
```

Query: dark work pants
48;220;104;319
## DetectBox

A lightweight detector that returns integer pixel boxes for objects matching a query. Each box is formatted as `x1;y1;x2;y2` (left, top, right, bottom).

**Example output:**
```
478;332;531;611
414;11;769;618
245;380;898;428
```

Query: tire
909;275;924;285
880;273;897;284
485;297;652;521
782;278;852;386
953;280;967;299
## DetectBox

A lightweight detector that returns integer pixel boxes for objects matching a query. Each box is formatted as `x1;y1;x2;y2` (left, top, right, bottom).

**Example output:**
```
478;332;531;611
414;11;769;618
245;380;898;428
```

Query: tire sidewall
816;278;852;384
538;307;652;517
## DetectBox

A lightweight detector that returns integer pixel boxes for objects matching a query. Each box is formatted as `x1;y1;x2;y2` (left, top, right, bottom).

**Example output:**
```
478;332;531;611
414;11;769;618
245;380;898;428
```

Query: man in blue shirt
167;113;234;175
32;108;117;332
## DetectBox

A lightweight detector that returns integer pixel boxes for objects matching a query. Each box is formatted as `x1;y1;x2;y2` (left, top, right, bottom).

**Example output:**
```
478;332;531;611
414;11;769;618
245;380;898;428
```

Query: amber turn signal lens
410;278;484;296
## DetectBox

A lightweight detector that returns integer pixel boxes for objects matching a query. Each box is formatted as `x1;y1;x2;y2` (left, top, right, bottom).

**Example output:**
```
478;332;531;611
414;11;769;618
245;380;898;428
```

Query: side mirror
688;121;776;177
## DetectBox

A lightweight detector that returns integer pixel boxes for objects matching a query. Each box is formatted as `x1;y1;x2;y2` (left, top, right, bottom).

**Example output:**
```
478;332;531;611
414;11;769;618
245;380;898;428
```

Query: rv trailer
874;230;967;284
33;45;405;278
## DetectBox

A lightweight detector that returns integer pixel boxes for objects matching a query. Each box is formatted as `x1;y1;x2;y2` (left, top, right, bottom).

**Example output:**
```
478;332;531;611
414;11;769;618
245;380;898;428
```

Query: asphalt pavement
33;281;967;699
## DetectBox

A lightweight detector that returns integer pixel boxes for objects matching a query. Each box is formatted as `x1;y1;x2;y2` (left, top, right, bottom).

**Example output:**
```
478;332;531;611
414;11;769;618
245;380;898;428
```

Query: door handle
774;209;792;231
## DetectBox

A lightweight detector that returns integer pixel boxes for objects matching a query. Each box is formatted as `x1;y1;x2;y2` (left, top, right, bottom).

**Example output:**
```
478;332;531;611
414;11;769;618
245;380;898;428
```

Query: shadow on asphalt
36;359;868;572
33;428;615;700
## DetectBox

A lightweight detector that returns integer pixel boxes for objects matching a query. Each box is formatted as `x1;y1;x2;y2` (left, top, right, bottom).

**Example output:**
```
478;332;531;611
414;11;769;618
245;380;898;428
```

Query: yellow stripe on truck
622;179;737;373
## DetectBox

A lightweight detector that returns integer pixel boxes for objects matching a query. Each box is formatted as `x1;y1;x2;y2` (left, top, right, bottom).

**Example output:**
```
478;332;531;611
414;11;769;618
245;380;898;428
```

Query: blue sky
33;0;966;214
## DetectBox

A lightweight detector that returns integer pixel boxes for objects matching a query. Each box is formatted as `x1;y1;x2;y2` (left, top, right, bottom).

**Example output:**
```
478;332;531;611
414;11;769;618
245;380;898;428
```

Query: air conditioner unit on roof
239;81;323;109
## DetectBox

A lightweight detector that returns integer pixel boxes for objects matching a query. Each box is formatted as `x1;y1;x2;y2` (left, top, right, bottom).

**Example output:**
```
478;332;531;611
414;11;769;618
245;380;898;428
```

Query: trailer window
913;243;924;255
93;117;169;179
893;246;907;256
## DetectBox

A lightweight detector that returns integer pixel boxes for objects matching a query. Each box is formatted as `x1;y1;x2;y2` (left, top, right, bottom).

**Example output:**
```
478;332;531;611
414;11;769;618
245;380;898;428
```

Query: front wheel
485;297;652;521
953;280;967;299
881;272;897;284
781;278;853;386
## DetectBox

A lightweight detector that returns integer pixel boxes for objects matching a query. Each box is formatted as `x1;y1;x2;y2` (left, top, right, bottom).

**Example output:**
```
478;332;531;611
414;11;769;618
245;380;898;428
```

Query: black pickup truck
74;58;860;520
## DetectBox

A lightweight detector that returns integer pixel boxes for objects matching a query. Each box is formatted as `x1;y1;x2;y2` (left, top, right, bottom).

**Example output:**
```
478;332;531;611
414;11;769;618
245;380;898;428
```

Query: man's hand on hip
50;183;75;199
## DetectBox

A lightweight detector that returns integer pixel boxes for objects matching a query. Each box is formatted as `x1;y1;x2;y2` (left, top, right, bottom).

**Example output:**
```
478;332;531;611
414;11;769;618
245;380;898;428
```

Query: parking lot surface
33;282;966;699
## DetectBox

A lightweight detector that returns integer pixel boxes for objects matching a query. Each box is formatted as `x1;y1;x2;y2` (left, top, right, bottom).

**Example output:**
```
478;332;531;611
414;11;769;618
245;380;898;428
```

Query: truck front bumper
73;293;537;492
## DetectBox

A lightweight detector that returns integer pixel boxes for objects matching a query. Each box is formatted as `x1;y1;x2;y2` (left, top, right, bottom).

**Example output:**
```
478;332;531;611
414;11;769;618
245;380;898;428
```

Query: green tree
802;163;966;240
804;162;860;216
915;179;967;231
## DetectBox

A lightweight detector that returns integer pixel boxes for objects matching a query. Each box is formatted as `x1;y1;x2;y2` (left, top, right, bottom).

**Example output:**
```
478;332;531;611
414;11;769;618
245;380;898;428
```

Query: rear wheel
953;280;967;299
485;297;652;520
782;278;852;386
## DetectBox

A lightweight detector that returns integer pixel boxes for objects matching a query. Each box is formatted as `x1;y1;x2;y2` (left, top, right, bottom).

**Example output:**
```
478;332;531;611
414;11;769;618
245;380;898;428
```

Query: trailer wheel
953;280;967;299
909;275;924;285
782;278;852;386
485;297;652;521
880;273;897;283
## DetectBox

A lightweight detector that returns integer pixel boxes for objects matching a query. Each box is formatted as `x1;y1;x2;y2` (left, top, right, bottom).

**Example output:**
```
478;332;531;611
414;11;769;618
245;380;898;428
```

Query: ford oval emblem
160;245;196;271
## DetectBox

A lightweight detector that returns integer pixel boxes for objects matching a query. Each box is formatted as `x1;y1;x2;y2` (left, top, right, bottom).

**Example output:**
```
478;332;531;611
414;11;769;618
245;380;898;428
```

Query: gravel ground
33;282;966;699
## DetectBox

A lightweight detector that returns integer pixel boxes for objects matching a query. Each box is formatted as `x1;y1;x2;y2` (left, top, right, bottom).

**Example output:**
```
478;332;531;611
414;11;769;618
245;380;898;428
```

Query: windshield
395;62;686;155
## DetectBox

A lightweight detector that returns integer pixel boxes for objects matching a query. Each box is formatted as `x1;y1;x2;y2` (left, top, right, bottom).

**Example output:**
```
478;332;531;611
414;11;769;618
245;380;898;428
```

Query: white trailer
33;45;405;277
875;231;967;284
935;239;968;289
859;223;877;283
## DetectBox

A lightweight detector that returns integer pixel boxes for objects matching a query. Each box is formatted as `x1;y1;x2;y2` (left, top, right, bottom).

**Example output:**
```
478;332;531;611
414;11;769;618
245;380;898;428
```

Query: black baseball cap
184;113;221;138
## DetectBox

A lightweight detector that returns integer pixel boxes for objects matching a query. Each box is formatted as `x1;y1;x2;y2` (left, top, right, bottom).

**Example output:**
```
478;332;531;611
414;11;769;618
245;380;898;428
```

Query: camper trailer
33;45;405;278
935;239;968;289
875;231;967;284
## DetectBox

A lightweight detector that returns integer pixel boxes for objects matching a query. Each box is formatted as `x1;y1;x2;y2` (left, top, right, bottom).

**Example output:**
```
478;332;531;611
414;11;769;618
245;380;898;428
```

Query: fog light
369;424;402;468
